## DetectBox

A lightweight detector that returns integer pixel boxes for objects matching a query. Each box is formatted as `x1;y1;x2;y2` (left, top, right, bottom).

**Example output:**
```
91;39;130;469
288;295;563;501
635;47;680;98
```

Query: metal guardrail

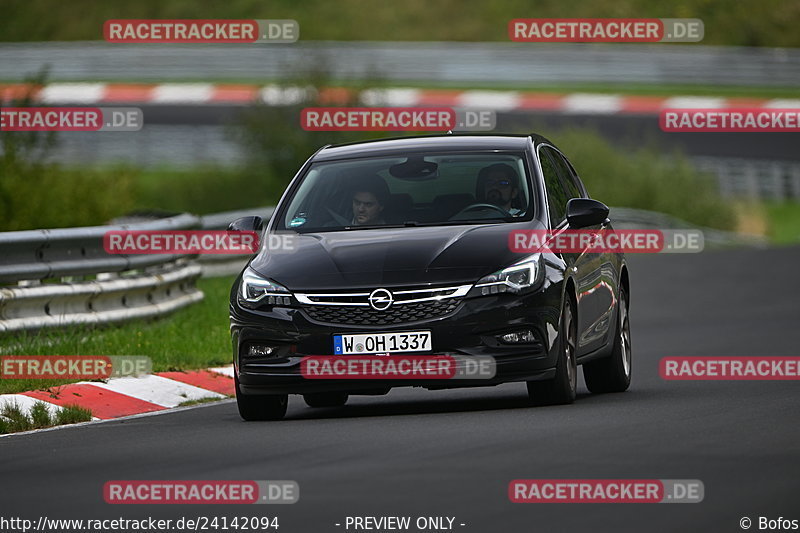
0;262;202;333
0;213;199;284
197;207;275;277
0;209;271;333
692;157;800;201
610;207;767;248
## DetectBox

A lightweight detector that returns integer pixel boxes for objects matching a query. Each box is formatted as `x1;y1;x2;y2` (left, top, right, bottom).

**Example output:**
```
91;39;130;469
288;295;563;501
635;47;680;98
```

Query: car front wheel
235;375;288;421
527;296;577;405
584;287;632;393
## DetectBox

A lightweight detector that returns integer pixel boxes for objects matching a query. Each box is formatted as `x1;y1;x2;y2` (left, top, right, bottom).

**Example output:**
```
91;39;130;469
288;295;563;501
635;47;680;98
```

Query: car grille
303;299;461;326
296;284;470;326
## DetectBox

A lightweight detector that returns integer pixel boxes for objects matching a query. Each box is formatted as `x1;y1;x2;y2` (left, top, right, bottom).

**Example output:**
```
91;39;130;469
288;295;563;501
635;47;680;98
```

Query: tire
584;287;632;393
527;296;577;405
303;392;349;408
235;375;288;421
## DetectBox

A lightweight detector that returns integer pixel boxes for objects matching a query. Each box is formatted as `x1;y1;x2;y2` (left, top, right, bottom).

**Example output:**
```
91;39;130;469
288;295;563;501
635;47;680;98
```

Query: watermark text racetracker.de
509;18;703;43
509;229;704;254
104;19;298;43
1;107;142;132
102;230;285;255
660;357;800;380
661;108;800;132
509;479;704;503
1;356;150;380
104;480;298;504
301;355;496;380
301;107;496;132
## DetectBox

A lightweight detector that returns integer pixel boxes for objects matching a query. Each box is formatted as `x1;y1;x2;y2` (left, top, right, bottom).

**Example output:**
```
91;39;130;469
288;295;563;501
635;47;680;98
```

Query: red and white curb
2;83;797;115
0;366;234;422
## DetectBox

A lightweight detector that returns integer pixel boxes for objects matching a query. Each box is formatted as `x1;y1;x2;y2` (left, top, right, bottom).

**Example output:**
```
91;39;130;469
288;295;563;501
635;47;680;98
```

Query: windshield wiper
340;219;510;230
342;223;409;230
411;219;510;226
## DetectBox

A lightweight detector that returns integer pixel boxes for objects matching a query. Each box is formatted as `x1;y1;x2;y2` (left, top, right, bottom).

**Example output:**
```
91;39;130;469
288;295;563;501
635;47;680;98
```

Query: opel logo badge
368;288;393;311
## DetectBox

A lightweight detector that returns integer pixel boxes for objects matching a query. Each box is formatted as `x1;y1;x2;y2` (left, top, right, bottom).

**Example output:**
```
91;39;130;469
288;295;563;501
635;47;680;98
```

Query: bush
0;78;137;231
29;401;52;428
130;165;271;215
0;164;137;231
230;72;391;200
547;128;737;230
0;402;33;433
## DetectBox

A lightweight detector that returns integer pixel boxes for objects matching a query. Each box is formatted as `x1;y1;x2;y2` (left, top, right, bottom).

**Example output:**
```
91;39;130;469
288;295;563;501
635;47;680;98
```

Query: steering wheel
449;203;510;221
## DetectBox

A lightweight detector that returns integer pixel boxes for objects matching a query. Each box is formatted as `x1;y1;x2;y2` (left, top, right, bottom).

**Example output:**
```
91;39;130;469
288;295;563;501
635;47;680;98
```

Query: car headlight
239;267;294;307
468;254;544;297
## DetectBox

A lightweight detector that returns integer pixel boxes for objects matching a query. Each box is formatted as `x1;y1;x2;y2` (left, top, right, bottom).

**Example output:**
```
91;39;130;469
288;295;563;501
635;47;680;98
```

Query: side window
538;149;568;226
555;151;586;199
542;146;582;200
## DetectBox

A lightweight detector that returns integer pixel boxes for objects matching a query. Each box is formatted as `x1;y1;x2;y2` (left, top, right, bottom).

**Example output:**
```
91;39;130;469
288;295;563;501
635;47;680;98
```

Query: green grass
1;0;799;47
3;78;795;99
178;396;231;407
328;81;800;99
29;401;52;428
0;148;139;232
483;83;800;99
0;163;284;231
131;166;285;215
55;404;93;424
764;202;800;244
0;276;236;395
0;402;35;433
0;401;92;435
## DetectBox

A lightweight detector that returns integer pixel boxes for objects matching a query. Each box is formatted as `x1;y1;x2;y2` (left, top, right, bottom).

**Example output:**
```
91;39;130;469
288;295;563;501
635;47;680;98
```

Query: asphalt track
43;106;799;168
143;105;800;161
1;246;799;532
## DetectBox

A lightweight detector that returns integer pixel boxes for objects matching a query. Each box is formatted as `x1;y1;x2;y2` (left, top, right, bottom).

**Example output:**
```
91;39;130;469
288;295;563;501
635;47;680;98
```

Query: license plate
333;331;432;355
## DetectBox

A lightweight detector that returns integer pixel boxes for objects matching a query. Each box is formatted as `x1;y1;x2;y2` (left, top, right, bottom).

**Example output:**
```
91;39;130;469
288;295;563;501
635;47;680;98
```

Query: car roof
312;133;554;162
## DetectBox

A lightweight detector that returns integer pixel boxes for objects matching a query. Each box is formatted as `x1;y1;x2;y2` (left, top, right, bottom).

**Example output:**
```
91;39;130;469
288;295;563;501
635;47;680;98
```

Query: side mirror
227;216;263;233
566;198;609;228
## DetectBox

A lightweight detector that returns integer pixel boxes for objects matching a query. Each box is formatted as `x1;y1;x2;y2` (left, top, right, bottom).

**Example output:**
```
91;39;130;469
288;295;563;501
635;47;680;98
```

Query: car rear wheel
583;287;632;393
303;392;349;408
527;296;577;405
235;375;288;421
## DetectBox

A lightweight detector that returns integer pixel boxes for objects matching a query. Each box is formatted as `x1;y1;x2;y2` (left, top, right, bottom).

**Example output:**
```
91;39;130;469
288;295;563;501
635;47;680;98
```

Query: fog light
248;344;276;357
499;330;536;344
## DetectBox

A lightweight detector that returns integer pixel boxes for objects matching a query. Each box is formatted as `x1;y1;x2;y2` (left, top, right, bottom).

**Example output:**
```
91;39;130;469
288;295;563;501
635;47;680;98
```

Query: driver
478;163;523;216
350;176;390;226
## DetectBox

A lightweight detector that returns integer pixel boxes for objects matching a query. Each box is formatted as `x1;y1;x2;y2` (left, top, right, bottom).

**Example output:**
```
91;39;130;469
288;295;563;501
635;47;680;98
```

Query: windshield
278;152;534;232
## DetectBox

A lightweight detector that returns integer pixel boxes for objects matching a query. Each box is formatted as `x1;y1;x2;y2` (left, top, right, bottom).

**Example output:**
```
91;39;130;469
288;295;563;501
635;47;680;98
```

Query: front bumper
230;282;563;395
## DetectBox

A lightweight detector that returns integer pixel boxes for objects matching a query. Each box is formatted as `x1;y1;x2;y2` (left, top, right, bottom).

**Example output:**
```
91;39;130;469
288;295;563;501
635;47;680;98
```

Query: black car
229;134;632;420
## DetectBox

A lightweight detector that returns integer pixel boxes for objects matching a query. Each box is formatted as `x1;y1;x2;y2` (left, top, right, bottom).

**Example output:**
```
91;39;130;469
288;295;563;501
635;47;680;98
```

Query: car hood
250;222;544;291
